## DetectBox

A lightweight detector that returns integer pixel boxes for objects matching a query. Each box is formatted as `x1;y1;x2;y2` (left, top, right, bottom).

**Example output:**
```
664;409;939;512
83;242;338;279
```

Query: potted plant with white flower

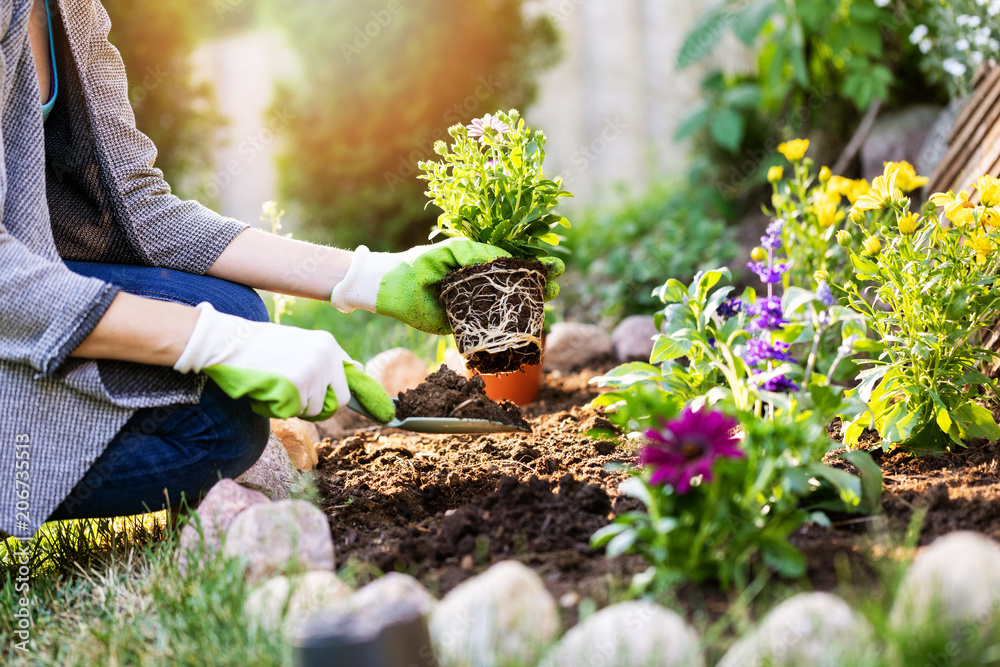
419;109;570;374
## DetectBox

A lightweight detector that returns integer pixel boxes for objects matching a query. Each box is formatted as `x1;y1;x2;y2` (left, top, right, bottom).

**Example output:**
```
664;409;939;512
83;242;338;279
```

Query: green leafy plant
674;0;939;207
418;110;571;259
840;167;1000;451
592;406;881;592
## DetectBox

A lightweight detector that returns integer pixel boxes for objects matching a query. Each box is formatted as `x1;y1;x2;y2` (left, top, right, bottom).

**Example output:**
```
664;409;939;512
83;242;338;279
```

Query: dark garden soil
315;365;1000;626
394;367;530;431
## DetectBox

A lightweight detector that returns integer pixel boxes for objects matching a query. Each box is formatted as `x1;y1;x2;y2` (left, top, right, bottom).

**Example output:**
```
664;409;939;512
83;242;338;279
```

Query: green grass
1;516;285;666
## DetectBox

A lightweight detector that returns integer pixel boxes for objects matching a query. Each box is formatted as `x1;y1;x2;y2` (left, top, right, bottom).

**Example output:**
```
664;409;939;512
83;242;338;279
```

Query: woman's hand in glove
173;303;395;423
330;238;564;335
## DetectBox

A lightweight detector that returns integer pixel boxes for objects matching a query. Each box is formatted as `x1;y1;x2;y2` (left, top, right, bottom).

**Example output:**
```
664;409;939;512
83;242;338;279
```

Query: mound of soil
395;367;530;431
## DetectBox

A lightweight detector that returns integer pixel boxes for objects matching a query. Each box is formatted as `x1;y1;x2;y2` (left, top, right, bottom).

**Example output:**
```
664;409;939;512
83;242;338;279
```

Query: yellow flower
930;189;978;228
768;166;784;183
862;236;882;257
814;269;830;283
966;230;995;265
837;229;853;246
815;196;845;229
981;207;1000;229
778;138;810;162
829;176;872;205
819;166;832;183
975;174;1000;207
884;161;928;193
898;212;919;235
849;163;903;220
849;206;866;224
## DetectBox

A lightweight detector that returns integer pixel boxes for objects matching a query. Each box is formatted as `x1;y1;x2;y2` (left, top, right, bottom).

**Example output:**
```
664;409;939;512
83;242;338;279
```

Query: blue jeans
47;262;271;521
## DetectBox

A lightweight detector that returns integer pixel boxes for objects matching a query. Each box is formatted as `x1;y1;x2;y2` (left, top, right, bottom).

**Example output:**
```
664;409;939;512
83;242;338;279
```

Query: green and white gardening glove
330;238;565;335
173;303;396;423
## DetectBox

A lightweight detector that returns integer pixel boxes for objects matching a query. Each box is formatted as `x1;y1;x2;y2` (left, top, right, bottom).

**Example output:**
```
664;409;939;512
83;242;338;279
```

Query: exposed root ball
438;257;547;374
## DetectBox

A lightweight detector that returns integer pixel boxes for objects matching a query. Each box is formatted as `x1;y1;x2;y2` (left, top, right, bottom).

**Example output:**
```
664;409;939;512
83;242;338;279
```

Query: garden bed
315;365;1000;625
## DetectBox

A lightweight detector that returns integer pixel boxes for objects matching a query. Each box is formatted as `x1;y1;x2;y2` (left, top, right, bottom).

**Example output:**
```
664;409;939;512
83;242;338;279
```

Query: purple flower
817;281;835;307
766;220;785;237
468;114;510;140
747;261;790;284
761;234;783;251
639;408;744;494
716;299;743;319
757;374;801;393
747;296;787;332
742;337;796;367
708;337;717;348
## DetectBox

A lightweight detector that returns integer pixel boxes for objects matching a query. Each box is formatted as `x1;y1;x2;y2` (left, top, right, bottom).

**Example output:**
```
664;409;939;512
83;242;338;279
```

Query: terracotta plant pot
467;363;543;407
438;257;547;375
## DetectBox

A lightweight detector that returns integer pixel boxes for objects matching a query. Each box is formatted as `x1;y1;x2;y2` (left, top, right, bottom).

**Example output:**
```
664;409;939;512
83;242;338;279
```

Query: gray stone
430;560;559;667
860;104;943;182
177;478;270;575
236;431;296;500
244;570;353;635
890;531;1000;636
348;572;437;617
540;601;703;667
365;347;429;397
223;499;335;586
611;315;660;363
544;322;613;371
717;592;876;667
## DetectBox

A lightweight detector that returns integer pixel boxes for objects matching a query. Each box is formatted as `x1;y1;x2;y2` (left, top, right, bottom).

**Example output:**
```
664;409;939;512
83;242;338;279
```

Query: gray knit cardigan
0;0;248;537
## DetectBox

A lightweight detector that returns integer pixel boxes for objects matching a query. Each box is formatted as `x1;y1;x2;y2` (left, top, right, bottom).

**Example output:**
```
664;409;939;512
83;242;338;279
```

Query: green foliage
418;109;571;259
676;0;939;208
560;183;736;322
841;182;1000;452
592;411;879;592
103;0;225;200
267;0;560;250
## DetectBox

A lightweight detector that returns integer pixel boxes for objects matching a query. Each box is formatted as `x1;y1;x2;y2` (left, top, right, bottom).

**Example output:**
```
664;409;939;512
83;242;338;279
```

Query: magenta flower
467;114;510;140
639;408;743;494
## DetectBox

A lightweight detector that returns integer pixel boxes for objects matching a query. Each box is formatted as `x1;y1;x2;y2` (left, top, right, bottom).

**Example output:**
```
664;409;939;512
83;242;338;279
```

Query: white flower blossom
874;0;890;6
970;51;985;66
991;0;1000;17
956;38;971;51
943;57;968;77
910;24;929;44
920;38;933;54
974;27;992;47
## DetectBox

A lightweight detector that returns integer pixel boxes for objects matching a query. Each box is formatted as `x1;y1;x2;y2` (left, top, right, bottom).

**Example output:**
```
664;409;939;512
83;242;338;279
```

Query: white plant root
440;266;546;361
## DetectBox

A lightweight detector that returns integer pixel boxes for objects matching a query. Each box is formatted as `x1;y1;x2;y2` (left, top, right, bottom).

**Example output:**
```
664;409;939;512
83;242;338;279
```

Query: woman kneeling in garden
0;0;560;539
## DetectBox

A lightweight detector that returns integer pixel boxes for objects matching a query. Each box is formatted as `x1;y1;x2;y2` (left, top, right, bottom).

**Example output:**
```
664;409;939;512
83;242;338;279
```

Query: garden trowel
346;397;530;434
